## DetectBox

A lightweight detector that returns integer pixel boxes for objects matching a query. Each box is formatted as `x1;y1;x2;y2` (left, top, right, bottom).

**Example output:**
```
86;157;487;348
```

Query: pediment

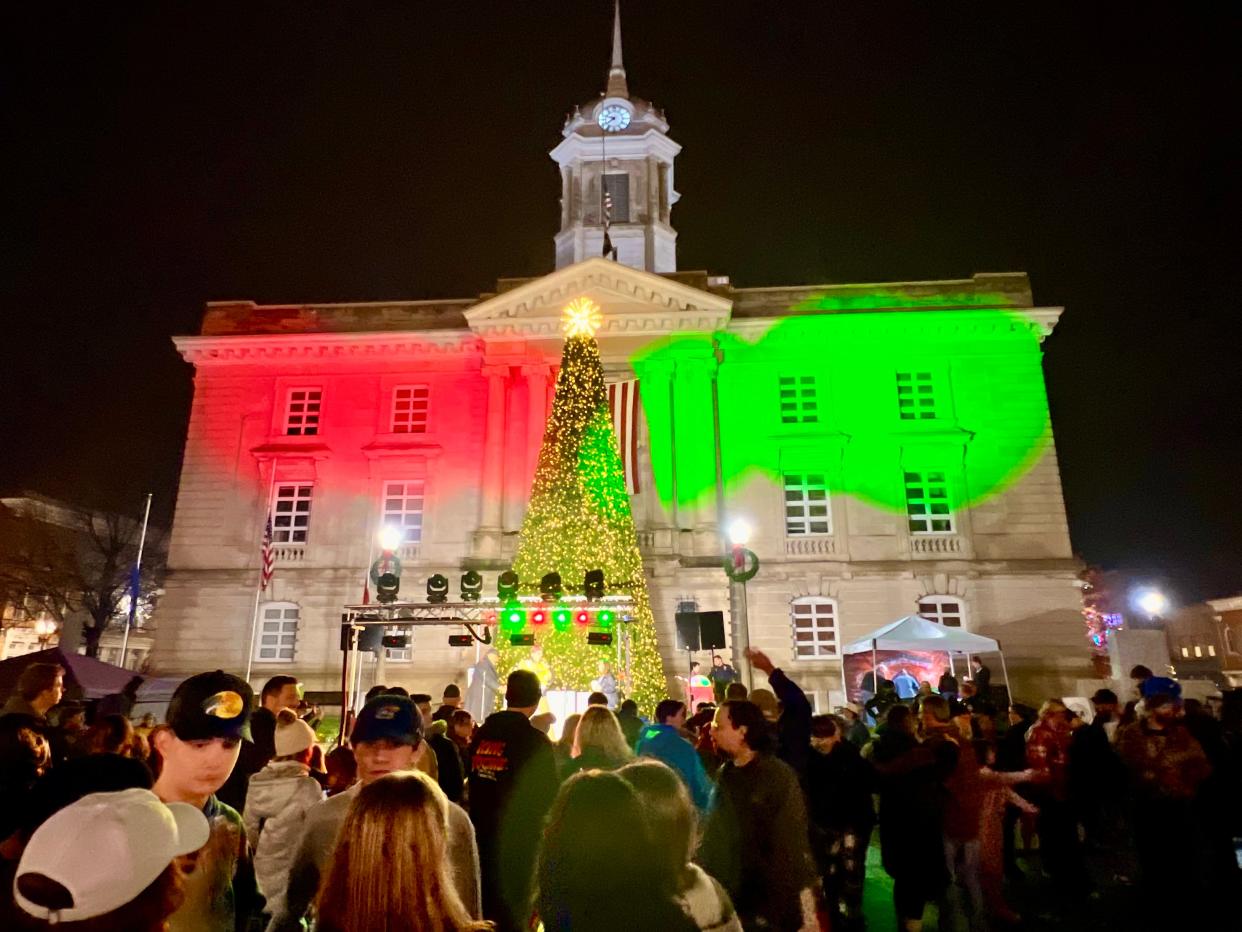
464;257;732;341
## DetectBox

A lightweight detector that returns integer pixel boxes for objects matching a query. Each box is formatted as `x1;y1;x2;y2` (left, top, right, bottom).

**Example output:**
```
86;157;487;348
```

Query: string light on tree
496;296;667;714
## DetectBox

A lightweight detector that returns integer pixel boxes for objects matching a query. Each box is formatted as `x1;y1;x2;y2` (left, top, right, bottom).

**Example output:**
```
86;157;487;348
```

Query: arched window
254;602;300;663
791;597;839;659
917;595;964;628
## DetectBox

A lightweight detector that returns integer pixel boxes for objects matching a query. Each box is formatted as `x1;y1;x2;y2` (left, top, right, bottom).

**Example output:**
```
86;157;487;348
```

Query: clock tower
551;3;680;273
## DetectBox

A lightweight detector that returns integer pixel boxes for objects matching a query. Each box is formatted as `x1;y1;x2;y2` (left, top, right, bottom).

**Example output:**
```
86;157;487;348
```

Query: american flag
607;380;641;494
601;189;617;260
259;513;274;590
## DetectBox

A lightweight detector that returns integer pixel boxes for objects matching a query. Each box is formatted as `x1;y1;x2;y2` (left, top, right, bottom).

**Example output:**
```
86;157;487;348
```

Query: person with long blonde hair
561;705;633;779
315;770;492;932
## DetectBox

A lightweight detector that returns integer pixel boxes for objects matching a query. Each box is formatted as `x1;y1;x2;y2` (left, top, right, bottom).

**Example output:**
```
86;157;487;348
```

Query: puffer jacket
243;760;323;920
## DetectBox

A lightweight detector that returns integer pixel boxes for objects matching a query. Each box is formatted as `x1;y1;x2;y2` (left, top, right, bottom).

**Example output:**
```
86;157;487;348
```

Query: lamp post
724;518;759;688
33;617;58;651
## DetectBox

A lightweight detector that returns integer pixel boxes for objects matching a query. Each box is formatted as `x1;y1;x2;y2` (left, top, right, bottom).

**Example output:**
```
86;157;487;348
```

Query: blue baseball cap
351;694;423;746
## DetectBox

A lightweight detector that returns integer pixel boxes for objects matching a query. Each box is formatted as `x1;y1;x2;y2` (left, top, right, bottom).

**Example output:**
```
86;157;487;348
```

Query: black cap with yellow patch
165;671;254;742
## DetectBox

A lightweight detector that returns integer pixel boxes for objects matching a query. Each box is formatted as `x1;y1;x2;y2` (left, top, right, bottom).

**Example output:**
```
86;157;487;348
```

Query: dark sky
2;3;1238;602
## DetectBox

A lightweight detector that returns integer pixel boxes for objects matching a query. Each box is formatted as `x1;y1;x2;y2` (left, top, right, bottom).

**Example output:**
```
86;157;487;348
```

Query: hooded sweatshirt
635;722;715;812
243;760;323;921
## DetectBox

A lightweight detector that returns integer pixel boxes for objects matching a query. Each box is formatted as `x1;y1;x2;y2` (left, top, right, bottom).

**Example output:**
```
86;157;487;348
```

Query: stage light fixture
375;572;400;604
584;569;605;600
501;604;526;633
552;607;573;632
531;609;548;626
587;632;614;646
426;574;449;604
574;609;591;626
460;570;482;602
510;633;536;647
540;571;563;600
498;570;520;600
382;631;410;649
448;634;473;647
597;608;615;628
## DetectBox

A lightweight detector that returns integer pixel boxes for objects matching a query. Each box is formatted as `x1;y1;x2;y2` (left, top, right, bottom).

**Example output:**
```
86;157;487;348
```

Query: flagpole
119;492;153;670
246;471;277;682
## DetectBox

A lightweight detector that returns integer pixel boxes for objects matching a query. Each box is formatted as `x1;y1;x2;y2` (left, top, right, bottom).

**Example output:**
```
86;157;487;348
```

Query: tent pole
871;639;878;692
998;646;1013;708
839;651;848;705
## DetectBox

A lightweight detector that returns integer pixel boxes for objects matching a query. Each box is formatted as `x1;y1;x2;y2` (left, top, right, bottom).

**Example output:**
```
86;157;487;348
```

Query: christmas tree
496;298;668;714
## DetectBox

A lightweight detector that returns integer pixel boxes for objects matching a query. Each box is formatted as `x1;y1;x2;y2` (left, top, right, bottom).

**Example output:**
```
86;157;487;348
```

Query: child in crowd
150;670;262;932
13;788;208;931
244;709;323;926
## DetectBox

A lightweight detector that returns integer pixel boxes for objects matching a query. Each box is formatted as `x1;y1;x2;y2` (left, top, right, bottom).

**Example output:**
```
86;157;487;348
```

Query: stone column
502;372;528;534
639;361;678;549
674;356;720;556
524;364;550;488
472;364;509;558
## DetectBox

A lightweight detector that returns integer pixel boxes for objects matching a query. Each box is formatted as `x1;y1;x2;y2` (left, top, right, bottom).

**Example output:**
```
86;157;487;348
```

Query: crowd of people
0;653;1239;930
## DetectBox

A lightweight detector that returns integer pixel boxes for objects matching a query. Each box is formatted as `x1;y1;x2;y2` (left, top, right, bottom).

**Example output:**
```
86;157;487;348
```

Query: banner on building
606;380;641;495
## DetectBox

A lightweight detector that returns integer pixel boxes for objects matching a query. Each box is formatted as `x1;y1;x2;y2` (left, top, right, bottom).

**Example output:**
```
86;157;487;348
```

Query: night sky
2;3;1238;602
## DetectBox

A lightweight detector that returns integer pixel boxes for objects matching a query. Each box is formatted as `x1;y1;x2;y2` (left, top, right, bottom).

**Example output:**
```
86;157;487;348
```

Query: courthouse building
152;11;1089;705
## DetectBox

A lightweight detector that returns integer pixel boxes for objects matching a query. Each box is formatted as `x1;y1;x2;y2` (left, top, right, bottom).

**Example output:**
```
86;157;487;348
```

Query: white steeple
550;2;680;273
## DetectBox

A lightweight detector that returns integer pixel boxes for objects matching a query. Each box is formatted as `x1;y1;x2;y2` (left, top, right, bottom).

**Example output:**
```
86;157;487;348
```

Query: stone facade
151;10;1089;705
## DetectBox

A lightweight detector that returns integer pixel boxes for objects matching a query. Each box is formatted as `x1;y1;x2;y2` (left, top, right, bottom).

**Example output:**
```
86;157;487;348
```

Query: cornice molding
174;330;482;366
728;307;1063;342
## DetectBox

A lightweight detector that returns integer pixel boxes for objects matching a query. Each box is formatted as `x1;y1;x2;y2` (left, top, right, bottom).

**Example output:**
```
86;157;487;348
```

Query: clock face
597;104;631;132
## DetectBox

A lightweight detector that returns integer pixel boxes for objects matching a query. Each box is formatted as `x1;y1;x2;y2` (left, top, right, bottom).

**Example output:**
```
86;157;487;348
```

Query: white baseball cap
14;788;209;922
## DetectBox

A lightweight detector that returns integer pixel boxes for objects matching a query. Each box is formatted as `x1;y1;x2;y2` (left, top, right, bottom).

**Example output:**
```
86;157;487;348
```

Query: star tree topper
562;296;603;337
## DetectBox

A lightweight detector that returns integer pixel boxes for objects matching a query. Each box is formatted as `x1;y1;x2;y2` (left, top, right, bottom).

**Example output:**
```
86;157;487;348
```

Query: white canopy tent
841;614;1011;700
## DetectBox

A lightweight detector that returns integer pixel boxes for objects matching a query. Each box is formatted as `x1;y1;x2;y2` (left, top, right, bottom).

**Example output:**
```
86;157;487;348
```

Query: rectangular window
918;598;964;628
1208;644;1216;657
391;386;430;434
791;599;838;659
272;485;313;544
904;471;954;534
783;472;832;535
602;173;630;223
896;372;936;420
381;481;425;545
256;605;299;662
284;389;322;436
778;375;819;424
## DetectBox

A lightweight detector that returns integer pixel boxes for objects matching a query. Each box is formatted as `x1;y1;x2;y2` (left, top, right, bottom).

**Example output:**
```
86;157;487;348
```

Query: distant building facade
151;11;1088;704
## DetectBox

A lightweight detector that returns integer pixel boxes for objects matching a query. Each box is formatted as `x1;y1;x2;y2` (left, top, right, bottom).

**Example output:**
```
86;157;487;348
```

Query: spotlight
584;569;605;600
552;607;573;632
460;570;483;602
531;609;548;626
375;572;400;604
540;572;563;600
575;609;591;626
498;570;520;600
597;609;615;628
378;525;403;553
501;604;526;633
426;574;448;604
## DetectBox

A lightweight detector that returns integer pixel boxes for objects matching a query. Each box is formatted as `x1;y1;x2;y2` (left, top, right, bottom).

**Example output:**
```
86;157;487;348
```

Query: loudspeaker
675;613;701;651
697;611;726;651
339;620;384;653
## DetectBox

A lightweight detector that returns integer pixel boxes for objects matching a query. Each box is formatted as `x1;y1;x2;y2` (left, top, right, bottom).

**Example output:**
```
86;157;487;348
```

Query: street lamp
723;517;759;687
33;617;58;650
1134;588;1169;619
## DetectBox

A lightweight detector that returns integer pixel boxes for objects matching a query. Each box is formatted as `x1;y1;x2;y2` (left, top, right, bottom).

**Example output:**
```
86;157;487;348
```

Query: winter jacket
635;722;715;812
243;760;323;923
677;863;743;932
